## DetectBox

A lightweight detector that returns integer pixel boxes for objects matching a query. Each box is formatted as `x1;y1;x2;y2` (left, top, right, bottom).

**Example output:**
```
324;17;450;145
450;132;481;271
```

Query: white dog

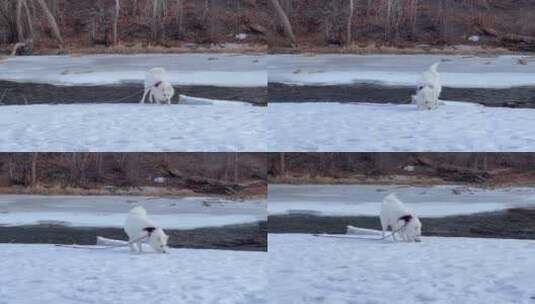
380;193;422;242
413;62;441;110
140;67;175;104
124;206;169;253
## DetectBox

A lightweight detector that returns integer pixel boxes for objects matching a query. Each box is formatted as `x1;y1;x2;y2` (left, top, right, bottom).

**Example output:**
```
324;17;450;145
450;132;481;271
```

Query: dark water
0;80;267;106
269;208;535;240
269;83;535;108
0;221;267;252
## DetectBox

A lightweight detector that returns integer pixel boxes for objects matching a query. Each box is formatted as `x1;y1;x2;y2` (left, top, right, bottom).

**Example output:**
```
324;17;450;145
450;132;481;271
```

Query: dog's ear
399;214;413;223
143;227;156;235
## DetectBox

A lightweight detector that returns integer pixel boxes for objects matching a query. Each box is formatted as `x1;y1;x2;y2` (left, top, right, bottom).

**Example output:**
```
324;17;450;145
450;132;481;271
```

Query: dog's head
414;86;436;110
147;228;169;253
400;214;422;242
155;81;175;101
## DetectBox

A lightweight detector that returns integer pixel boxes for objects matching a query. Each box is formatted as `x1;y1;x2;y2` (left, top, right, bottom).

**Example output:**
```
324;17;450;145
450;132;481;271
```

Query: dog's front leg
391;227;398;241
136;241;143;253
140;89;149;104
129;242;137;252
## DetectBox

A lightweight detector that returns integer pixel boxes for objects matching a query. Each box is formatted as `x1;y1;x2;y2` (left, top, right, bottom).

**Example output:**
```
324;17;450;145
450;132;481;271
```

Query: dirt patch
0;221;267;252
0;80;267;106
268;208;535;240
269;83;535;108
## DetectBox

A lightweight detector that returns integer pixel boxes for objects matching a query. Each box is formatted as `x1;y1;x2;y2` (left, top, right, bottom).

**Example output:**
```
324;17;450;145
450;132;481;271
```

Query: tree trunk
385;0;392;42
233;153;239;183
35;0;64;48
280;153;286;176
410;0;418;39
112;0;120;45
346;0;354;45
151;0;165;43
176;0;183;38
22;0;34;39
16;0;24;42
31;152;38;186
270;0;297;47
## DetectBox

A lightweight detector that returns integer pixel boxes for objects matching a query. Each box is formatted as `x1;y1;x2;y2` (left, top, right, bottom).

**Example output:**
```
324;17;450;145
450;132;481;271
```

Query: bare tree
233;153;239;183
35;0;64;48
30;152;38;186
151;0;166;43
409;0;419;39
280;152;286;176
16;0;24;42
112;0;120;45
176;0;184;39
270;0;297;47
346;0;354;45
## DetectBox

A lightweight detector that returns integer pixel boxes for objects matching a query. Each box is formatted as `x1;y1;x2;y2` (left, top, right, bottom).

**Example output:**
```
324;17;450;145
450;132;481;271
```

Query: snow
0;244;266;304
0;104;266;152
267;101;535;152
179;94;252;106
269;54;535;88
268;184;535;217
0;195;266;229
268;234;535;304
0;54;266;87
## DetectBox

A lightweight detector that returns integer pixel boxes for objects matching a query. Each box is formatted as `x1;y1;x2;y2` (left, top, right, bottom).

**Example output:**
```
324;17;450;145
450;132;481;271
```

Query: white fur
412;85;438;110
124;206;169;253
414;62;441;110
380;194;422;242
140;67;175;105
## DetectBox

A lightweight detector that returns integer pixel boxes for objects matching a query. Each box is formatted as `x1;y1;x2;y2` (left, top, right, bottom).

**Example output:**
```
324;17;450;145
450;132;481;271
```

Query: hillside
0;0;269;54
268;153;535;186
268;0;535;53
0;153;266;197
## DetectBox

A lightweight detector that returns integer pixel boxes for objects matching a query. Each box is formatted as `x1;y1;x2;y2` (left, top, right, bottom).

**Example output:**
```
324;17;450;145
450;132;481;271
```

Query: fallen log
10;39;32;56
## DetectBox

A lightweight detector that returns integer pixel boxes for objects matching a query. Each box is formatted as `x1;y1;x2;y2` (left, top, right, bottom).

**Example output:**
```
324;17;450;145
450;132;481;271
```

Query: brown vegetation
268;0;535;53
0;153;267;197
0;0;269;55
269;153;535;186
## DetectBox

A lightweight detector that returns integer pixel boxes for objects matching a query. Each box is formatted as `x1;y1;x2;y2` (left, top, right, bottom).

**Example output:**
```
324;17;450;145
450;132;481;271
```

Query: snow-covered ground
268;234;535;304
268;184;535;217
0;54;266;87
0;195;266;229
0;244;266;304
267;101;535;152
0;104;266;152
269;54;535;88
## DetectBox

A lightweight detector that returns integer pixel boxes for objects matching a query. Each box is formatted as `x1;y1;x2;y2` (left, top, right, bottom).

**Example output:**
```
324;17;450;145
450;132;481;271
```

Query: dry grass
269;172;535;188
0;185;196;197
42;43;268;56
0;183;266;199
270;44;515;55
270;174;459;186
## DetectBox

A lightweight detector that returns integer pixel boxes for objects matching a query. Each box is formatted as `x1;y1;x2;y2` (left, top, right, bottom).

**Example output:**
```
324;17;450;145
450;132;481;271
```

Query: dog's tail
429;62;440;73
129;205;147;216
